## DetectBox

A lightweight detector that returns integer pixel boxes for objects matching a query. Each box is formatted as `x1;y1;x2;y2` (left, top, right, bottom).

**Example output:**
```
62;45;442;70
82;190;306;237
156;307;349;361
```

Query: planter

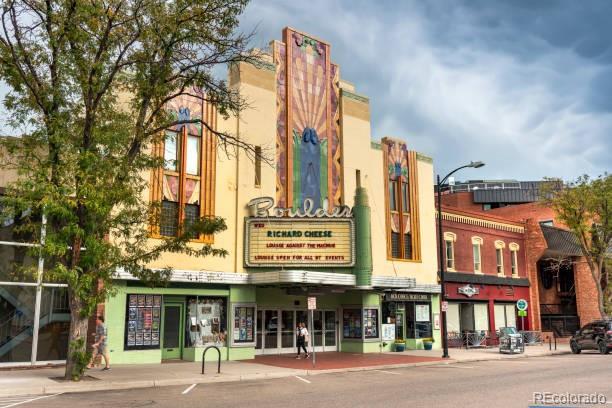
394;343;406;352
423;341;433;350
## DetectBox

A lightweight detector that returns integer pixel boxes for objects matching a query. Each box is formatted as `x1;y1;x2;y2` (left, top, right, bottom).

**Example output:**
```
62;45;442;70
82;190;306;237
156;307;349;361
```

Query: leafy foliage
541;174;612;318
0;0;258;379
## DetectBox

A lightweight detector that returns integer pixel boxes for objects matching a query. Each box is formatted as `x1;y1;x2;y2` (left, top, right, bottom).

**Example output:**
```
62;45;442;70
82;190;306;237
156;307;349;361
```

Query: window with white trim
509;243;520;277
472;237;483;273
444;232;456;271
495;240;505;275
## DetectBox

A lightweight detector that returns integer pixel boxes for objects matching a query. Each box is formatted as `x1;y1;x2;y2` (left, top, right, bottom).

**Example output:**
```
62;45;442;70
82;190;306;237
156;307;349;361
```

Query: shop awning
540;225;583;257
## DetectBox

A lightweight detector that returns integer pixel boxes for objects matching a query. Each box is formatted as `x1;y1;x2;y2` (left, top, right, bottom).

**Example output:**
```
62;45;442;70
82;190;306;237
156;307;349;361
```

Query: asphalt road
22;352;612;408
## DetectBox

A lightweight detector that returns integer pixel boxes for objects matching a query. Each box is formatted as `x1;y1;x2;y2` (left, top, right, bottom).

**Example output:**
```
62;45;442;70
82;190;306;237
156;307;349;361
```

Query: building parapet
439;210;525;233
416;152;433;164
341;89;369;104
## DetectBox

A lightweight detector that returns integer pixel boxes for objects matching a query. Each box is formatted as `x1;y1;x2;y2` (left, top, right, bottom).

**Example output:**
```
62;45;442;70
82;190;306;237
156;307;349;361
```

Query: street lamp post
437;161;484;359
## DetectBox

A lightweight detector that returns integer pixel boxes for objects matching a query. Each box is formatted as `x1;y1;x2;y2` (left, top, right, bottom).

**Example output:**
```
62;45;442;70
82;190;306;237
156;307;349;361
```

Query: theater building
0;28;441;366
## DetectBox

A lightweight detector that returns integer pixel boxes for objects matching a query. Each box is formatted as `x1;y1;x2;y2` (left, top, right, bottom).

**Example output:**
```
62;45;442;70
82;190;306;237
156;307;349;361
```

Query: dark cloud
238;0;611;181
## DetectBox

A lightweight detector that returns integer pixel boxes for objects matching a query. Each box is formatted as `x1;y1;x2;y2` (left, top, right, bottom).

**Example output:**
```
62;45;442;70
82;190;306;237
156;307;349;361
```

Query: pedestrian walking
87;315;110;370
296;322;309;359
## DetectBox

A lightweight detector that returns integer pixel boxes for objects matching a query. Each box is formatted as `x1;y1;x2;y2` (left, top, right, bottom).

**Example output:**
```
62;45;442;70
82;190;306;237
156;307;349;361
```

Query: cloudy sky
239;0;612;182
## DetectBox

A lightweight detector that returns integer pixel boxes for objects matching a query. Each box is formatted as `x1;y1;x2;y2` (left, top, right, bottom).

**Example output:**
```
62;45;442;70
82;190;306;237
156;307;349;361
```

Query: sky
1;1;610;182
238;0;612;182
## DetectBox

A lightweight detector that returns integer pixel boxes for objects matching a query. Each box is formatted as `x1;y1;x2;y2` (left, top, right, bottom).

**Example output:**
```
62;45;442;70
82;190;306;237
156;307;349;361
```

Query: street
20;353;611;408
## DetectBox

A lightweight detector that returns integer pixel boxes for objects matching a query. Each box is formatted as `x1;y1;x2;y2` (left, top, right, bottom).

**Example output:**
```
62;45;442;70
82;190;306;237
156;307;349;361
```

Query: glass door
324;311;337;350
313;311;324;351
281;310;295;352
162;303;183;360
263;310;278;353
255;310;262;352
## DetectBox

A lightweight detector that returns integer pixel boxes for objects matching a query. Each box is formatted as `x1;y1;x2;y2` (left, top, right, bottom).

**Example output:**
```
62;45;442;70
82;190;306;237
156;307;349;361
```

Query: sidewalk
0;344;570;398
400;343;571;362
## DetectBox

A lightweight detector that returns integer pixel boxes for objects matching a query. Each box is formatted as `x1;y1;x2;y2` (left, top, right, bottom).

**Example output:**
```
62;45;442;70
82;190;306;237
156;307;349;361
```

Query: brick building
439;206;531;346
440;181;603;338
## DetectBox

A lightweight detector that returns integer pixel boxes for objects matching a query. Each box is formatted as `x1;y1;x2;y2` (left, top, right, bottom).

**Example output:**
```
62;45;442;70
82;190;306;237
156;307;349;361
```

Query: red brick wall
440;192;483;212
574;259;603;324
488;202;567;228
524;219;547;330
442;220;526;278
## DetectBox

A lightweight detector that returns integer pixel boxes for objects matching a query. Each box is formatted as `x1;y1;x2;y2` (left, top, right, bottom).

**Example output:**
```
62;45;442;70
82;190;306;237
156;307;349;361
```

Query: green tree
0;0;258;380
542;174;611;319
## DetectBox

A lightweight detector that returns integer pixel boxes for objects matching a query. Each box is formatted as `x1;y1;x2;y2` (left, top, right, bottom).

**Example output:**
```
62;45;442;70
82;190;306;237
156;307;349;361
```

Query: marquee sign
244;197;355;268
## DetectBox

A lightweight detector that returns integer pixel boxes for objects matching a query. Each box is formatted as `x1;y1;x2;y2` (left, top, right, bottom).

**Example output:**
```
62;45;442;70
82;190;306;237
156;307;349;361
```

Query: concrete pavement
24;352;612;408
0;344;571;398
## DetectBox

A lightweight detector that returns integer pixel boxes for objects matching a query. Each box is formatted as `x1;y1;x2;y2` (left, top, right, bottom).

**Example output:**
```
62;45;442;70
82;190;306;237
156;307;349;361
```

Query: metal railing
540;304;577;315
446;330;545;348
447;330;495;348
541;316;579;337
520;331;544;345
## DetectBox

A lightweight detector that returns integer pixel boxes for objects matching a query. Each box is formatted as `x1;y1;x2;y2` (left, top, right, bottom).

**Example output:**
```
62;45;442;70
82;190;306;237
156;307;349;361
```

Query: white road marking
373;369;402;375
294;375;311;384
182;384;197;395
0;393;62;408
427;364;475;369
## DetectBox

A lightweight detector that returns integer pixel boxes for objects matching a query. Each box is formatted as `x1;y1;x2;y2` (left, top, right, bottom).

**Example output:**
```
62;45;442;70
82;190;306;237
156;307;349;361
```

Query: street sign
518;310;527;317
308;297;317;310
441;301;448;312
516;299;528;311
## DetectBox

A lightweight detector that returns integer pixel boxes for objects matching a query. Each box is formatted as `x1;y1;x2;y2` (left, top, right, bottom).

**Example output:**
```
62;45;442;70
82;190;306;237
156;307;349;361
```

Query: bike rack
201;345;221;375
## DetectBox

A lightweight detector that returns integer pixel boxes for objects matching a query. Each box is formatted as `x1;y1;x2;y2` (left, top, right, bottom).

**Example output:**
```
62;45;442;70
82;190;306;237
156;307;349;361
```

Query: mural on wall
386;139;411;235
166;89;204;136
274;28;342;209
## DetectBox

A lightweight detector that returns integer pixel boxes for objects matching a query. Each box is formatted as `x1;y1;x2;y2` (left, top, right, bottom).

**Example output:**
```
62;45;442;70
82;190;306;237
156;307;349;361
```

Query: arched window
444;232;457;271
509;243;520;277
494;240;506;275
151;94;216;242
383;138;421;261
471;237;483;273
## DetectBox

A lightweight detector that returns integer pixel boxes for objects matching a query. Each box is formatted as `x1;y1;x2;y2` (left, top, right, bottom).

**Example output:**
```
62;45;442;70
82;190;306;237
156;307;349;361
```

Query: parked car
570;319;612;355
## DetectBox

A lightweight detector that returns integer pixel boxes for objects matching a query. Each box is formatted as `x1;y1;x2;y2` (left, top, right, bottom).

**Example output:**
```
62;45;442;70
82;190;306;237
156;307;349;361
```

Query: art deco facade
0;28;441;366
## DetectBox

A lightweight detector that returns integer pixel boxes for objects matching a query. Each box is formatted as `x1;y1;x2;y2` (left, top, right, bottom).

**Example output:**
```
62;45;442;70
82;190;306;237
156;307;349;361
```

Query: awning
540;225;583;257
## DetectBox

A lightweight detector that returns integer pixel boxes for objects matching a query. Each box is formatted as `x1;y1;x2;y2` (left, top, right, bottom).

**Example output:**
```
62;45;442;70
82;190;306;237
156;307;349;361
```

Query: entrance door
263;310;278;353
280;310;295;352
254;309;337;354
162;303;183;360
324;311;337;350
310;310;338;352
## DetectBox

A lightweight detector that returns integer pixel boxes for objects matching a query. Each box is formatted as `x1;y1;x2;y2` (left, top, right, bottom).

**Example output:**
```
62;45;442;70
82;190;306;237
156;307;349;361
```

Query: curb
1;351;572;398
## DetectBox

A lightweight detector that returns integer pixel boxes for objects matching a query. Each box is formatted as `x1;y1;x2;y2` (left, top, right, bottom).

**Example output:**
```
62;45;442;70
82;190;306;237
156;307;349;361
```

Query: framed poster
231;303;256;346
382;324;395;341
124;294;162;350
416;304;430;322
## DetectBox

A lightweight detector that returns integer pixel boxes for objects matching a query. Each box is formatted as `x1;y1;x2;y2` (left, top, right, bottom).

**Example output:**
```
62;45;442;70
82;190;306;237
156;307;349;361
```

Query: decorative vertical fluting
353;170;373;287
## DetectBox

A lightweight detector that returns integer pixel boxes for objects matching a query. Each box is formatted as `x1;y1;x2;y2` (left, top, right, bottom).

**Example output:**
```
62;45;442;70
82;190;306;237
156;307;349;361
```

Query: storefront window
363;308;379;339
36;287;69;361
406;302;432;339
0;284;35;363
125;294;162;350
494;303;517;331
232;304;255;345
185;297;227;347
342;308;362;339
0;243;38;282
